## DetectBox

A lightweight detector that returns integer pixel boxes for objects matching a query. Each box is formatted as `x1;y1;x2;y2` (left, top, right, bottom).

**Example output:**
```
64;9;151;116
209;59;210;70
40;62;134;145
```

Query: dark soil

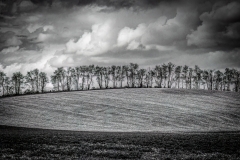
1;125;240;159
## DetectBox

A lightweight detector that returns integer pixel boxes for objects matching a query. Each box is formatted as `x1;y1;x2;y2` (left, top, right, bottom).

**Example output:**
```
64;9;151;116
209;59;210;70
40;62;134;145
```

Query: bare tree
167;62;175;88
202;70;209;90
188;68;193;89
59;67;66;91
4;77;11;95
51;74;59;91
182;65;188;89
103;67;111;88
129;63;139;88
154;65;163;88
145;68;154;88
110;65;117;88
209;70;214;90
123;65;130;87
137;69;146;88
25;70;35;93
80;66;87;90
51;68;66;91
224;68;233;91
232;69;240;92
174;66;182;89
203;69;214;90
95;66;104;89
115;66;122;88
214;70;223;90
0;71;6;96
12;72;24;95
86;65;95;90
66;67;73;91
39;72;49;93
118;66;125;88
193;65;202;89
162;64;168;88
75;67;81;90
33;69;39;92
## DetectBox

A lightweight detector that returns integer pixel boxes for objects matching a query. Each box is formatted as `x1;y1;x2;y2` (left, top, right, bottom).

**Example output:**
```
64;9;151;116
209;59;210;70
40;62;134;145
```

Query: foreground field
0;88;240;132
1;126;240;159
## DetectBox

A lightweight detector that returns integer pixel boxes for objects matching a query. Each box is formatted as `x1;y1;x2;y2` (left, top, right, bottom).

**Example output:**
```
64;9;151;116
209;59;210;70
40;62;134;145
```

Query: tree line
0;62;239;96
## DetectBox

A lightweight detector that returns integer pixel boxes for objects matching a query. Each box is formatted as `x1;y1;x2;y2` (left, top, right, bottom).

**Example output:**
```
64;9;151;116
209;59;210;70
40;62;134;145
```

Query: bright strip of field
0;88;240;132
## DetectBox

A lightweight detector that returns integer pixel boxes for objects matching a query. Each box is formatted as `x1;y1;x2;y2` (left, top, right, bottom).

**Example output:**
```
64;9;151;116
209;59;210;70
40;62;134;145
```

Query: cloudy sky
0;0;240;76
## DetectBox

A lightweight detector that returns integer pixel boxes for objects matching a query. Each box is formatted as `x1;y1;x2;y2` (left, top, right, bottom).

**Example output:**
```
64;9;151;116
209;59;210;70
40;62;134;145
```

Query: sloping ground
0;88;240;132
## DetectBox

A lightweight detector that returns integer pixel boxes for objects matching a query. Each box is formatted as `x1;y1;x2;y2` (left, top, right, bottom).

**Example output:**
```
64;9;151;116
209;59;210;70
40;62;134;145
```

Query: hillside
0;88;240;132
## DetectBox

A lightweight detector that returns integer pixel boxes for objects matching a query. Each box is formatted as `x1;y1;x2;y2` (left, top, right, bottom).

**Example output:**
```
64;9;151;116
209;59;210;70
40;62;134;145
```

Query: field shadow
1;126;240;159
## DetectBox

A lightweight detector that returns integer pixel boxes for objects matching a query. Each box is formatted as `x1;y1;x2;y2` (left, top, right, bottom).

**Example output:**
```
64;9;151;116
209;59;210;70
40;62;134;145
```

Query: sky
0;0;240;77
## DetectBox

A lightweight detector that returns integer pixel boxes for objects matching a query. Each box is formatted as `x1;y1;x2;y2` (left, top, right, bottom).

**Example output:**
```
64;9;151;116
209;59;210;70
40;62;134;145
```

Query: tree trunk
210;78;213;90
57;79;60;91
235;77;239;92
36;77;38;92
182;79;183;89
76;79;79;90
168;73;171;88
131;73;134;88
1;81;4;96
113;76;115;88
159;78;162;88
189;77;192;89
18;80;20;95
227;81;230;91
6;86;9;95
82;77;84;90
41;81;44;93
178;79;179;89
120;75;123;88
185;77;188;89
126;75;129;87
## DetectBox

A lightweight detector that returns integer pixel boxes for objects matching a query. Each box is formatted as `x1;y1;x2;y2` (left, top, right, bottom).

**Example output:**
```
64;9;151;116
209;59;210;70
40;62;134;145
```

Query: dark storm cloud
0;31;22;50
187;0;240;50
0;0;179;16
0;0;240;76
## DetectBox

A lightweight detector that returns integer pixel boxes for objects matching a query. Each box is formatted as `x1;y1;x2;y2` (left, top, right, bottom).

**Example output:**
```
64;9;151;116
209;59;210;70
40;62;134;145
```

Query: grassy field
1;125;240;159
0;88;240;132
0;88;240;159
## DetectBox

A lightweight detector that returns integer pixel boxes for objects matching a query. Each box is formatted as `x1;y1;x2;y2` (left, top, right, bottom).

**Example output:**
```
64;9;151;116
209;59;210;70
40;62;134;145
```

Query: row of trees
0;62;239;96
0;69;48;96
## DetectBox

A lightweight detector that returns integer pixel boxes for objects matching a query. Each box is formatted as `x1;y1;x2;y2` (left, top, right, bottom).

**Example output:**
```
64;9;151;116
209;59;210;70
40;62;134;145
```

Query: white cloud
117;24;146;47
127;40;141;50
65;20;115;55
116;6;198;49
65;33;91;53
142;8;198;46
